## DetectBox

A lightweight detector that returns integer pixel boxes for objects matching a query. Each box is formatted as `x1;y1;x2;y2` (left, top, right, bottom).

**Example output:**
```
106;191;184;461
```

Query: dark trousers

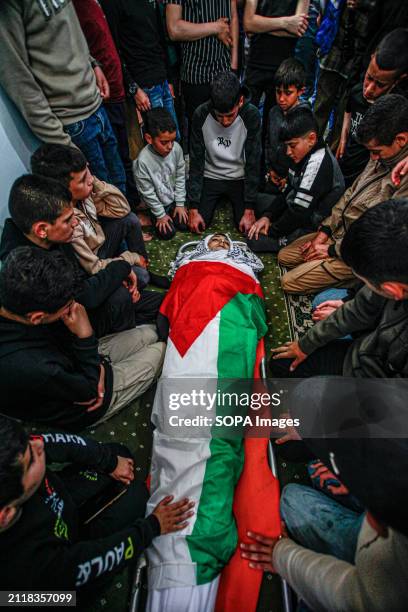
314;69;347;144
182;81;212;125
245;68;278;179
247;192;312;253
89;286;164;338
99;213;149;288
199;178;246;229
269;340;352;379
182;81;212;151
60;443;148;607
104;102;140;207
153;203;188;241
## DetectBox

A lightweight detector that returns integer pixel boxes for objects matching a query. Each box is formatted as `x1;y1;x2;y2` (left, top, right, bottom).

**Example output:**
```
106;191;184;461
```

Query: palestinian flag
146;259;280;612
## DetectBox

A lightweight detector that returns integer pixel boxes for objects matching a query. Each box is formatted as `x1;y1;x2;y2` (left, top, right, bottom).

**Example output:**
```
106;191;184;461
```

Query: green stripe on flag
187;293;267;584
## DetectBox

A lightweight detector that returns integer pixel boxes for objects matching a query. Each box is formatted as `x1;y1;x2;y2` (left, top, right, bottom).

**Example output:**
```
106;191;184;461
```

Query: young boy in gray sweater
135;109;188;240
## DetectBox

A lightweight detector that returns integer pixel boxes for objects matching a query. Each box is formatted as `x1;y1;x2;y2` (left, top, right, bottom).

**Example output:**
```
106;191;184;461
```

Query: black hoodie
0;432;160;591
0;315;113;430
0;219;132;338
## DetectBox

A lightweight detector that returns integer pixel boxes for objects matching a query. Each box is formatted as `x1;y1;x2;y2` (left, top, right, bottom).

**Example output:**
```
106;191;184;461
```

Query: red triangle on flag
160;261;263;357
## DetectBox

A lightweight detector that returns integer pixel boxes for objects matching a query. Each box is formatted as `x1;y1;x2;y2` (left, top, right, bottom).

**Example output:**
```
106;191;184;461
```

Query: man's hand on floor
270;341;307;372
156;214;174;236
188;209;206;234
173;205;189;225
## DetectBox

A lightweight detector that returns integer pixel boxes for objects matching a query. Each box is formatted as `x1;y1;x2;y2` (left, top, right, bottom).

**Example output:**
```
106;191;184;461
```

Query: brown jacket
320;145;408;257
71;177;141;274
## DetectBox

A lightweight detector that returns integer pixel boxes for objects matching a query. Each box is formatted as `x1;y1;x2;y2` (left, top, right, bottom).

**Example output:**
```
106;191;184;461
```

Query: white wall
0;84;39;231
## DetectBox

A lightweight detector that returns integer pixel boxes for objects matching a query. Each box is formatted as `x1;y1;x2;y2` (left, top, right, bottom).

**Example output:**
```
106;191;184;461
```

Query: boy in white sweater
135;109;188;240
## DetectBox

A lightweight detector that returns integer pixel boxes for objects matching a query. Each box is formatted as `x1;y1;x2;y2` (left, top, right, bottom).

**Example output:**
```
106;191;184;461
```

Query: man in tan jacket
278;94;408;293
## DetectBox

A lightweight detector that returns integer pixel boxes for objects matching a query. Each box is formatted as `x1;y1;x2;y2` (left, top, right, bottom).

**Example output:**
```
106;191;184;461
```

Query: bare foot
143;232;153;242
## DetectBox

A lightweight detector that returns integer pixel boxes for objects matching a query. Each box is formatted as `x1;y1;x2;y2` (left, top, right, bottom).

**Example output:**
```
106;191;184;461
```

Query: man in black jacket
0;175;163;338
0;247;164;430
187;72;261;234
0;417;194;598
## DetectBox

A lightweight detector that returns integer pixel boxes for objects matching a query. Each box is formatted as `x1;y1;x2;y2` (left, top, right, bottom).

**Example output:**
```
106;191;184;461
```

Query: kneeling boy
247;108;345;253
188;71;261;234
135;108;188;240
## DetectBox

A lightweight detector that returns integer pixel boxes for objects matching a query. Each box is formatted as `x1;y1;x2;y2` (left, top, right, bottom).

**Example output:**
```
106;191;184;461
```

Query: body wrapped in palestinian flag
146;240;278;612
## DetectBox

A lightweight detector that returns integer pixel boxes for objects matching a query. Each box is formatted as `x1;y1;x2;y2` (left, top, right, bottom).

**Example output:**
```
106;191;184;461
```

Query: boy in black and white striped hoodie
247;107;345;253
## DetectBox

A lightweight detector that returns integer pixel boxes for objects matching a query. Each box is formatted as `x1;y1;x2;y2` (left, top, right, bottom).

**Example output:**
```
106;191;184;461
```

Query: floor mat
278;265;314;340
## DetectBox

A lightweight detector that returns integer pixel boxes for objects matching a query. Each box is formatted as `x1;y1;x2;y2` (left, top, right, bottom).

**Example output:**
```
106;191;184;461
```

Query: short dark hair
274;58;306;90
144;108;177;137
375;28;408;78
356;94;408;146
0;417;29;508
280;107;319;141
31;144;87;189
9;175;72;235
211;71;241;113
341;199;408;285
0;247;76;315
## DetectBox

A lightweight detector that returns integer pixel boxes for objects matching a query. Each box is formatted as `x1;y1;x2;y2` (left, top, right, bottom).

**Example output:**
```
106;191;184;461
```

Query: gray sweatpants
96;324;165;423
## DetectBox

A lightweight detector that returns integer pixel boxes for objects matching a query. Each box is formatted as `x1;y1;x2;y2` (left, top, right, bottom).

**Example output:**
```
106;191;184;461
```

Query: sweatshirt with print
135;142;186;219
0;0;101;145
0;433;160;591
188;89;261;210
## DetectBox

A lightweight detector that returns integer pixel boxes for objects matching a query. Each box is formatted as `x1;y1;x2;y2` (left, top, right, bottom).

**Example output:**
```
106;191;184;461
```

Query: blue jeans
280;483;364;564
295;0;320;101
143;80;180;140
65;106;126;195
311;288;350;310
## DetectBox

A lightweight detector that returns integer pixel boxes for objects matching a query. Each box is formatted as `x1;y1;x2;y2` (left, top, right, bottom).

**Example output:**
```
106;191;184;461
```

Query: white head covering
170;233;264;277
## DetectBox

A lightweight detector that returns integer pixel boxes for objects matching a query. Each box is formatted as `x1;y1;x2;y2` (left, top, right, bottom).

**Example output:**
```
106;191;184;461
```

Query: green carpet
144;202;292;349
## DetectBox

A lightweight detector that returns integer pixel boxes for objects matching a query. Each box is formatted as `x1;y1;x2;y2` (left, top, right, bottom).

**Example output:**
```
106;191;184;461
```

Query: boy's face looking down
214;96;244;128
32;206;78;245
145;130;177;157
69;165;94;202
363;132;408;162
0;438;46;530
285;130;317;164
363;55;403;103
275;85;304;113
208;234;231;251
